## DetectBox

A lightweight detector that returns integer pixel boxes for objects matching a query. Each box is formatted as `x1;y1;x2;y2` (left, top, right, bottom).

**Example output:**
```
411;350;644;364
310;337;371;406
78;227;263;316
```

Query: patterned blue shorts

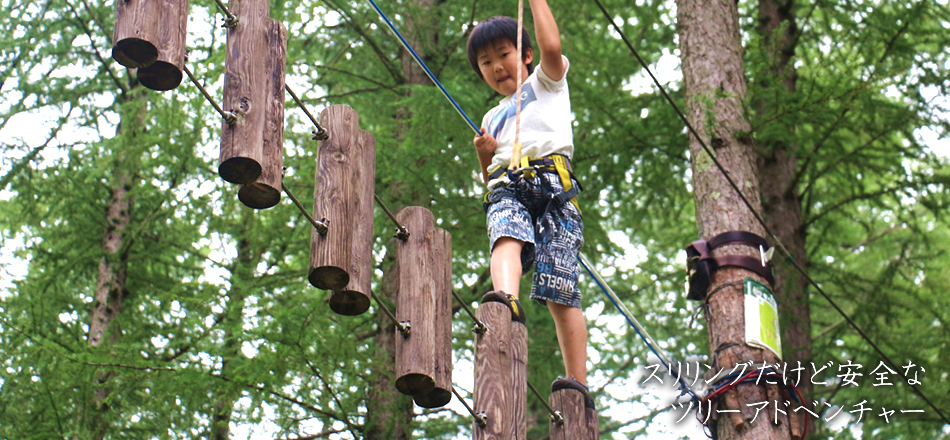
485;172;584;308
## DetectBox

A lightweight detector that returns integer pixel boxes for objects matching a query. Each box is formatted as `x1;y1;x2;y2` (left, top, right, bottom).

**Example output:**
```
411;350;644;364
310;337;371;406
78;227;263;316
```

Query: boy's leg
491;237;524;299
547;299;588;386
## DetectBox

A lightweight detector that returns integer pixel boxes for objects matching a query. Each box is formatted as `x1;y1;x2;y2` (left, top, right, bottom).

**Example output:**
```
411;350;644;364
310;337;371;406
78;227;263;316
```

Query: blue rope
579;254;701;402
365;0;482;135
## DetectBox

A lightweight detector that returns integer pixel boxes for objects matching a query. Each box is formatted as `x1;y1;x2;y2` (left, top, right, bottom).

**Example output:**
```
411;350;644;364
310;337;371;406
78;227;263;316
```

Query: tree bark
211;215;257;440
756;0;814;406
677;0;792;439
87;76;142;440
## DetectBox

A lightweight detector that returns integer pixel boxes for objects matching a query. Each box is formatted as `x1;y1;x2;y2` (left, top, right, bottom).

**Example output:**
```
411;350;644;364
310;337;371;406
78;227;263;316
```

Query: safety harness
685;231;774;301
487;154;582;211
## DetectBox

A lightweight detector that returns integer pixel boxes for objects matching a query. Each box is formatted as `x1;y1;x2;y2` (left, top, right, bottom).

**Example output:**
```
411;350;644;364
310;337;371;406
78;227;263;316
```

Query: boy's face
477;39;533;96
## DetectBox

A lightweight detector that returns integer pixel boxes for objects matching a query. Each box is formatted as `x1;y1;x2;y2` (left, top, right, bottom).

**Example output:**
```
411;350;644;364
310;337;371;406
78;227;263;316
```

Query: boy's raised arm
529;0;565;81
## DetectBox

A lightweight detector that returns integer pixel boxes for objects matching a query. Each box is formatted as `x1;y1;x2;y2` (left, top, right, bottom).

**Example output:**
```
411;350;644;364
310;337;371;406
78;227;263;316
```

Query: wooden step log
219;0;279;184
238;19;286;209
474;301;513;440
412;227;452;408
309;105;375;302
509;319;527;440
549;387;599;440
136;0;190;91
393;207;437;397
324;129;376;315
112;0;163;68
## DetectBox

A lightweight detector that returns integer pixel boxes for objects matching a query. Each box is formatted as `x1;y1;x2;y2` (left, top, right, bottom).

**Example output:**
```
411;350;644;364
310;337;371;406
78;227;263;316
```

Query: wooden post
548;388;586;440
393;207;436;396
509;320;527;440
474;302;512;440
308;105;360;291
137;0;190;91
586;406;600;439
237;20;286;209
112;0;162;68
327;129;376;315
219;0;279;184
413;227;453;408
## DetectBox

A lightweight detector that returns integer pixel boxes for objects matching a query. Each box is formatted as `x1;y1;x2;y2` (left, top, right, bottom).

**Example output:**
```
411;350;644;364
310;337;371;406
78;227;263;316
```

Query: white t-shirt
482;55;574;188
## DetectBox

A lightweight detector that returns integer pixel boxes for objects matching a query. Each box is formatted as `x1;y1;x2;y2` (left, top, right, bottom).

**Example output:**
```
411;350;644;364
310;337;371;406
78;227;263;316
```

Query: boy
467;0;592;406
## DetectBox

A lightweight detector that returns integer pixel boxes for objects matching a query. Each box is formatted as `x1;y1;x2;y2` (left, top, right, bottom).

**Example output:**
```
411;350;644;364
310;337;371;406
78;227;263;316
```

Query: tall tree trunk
755;0;813;404
365;252;415;439
676;1;792;439
87;75;141;440
364;1;437;438
212;214;256;440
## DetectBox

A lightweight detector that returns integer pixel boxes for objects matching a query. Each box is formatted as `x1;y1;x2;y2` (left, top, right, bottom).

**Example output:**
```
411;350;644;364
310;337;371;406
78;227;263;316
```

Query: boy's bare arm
529;0;565;81
474;128;497;185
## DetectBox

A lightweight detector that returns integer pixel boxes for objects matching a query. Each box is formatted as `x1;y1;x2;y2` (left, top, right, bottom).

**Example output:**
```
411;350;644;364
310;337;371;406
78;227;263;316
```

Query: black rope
452;386;487;427
280;182;328;235
369;290;410;337
450;290;486;334
590;0;950;425
373;193;410;240
284;84;328;141
527;379;563;424
182;63;236;125
211;0;238;28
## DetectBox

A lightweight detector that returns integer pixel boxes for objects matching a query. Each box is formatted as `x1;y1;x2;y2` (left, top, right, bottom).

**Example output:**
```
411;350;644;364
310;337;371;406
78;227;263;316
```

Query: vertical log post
219;0;272;184
548;388;586;440
393;207;436;396
308;105;360;291
474;302;512;440
137;0;190;91
112;0;162;68
238;20;286;209
413;227;453;408
586;406;600;439
326;129;376;315
510;320;527;440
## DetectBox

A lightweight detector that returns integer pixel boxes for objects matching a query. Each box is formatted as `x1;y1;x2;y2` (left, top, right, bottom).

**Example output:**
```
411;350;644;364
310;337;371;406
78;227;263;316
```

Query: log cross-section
137;0;190;91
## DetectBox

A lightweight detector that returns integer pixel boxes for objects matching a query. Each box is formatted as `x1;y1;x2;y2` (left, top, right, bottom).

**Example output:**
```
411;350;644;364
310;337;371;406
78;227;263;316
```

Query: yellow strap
520;154;535;179
553;155;580;212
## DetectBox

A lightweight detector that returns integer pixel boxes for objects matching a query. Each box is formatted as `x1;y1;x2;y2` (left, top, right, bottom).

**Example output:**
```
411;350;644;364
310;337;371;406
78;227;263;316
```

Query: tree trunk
212;215;256;440
676;1;793;439
755;0;813;404
87;76;141;440
365;252;415;440
364;1;439;438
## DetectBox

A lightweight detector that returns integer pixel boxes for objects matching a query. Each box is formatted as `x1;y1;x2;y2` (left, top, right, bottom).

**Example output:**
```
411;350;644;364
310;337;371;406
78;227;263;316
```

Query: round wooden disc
137;61;183;91
395;373;435;397
238;182;280;210
308;266;349;291
328;289;370;316
112;38;158;69
218;157;262;185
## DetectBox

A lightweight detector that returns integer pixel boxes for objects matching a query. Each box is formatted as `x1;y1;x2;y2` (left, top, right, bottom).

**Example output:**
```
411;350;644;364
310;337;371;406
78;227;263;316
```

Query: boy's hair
466;16;534;79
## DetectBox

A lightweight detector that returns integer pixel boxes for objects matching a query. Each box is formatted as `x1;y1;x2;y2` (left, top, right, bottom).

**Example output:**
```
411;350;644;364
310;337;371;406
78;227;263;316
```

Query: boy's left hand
474;128;497;155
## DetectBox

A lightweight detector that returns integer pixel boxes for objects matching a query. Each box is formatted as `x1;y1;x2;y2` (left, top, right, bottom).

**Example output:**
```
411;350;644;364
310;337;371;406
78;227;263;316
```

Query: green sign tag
744;277;782;360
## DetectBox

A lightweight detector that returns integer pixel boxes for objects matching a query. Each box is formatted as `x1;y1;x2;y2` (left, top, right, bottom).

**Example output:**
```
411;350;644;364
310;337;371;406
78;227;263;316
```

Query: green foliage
0;0;947;438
